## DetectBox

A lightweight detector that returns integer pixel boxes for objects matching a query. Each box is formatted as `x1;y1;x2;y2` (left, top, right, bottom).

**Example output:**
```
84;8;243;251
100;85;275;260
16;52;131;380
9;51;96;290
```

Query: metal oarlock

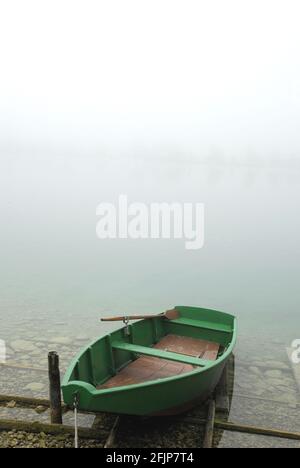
123;316;130;336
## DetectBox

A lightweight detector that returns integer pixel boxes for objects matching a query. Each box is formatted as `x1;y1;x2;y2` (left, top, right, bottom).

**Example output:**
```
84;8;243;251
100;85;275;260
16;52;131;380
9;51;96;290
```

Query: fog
1;4;300;432
1;2;300;341
1;0;300;162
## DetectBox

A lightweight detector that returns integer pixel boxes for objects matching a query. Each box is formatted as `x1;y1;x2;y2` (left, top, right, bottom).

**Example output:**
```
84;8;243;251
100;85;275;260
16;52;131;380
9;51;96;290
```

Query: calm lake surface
1;154;300;447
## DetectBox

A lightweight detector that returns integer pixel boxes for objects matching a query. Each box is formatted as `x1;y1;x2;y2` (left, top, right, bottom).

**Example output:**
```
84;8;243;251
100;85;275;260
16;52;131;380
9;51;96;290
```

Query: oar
100;308;179;322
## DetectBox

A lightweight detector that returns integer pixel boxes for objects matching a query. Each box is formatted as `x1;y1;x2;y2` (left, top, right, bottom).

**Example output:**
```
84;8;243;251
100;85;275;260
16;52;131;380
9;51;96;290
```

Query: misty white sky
0;0;300;159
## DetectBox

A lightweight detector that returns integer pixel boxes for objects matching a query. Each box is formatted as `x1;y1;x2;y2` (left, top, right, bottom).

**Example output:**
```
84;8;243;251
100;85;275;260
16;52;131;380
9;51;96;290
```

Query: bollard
48;351;63;425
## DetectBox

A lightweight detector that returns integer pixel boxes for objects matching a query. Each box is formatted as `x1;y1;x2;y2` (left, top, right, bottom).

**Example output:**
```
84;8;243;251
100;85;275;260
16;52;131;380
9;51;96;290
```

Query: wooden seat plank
111;341;209;367
170;317;232;334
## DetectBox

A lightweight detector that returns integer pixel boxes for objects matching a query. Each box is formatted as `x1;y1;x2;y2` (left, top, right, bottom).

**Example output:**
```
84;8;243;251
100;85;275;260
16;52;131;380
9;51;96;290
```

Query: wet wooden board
100;334;219;389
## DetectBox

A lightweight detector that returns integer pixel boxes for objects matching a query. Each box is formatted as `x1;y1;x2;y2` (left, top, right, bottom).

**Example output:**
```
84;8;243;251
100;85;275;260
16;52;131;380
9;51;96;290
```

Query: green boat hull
62;306;237;416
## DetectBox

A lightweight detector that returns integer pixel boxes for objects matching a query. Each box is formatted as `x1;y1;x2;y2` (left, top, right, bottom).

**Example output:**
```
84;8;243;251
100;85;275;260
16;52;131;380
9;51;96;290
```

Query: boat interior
100;334;220;389
70;307;235;390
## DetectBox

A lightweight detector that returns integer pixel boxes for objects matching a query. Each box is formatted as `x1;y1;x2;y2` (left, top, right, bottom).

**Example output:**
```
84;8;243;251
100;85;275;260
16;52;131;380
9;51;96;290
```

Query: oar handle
100;314;162;322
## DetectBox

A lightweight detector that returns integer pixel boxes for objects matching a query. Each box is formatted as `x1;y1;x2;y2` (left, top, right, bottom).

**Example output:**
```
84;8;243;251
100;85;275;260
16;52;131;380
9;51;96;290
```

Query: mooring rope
73;393;79;449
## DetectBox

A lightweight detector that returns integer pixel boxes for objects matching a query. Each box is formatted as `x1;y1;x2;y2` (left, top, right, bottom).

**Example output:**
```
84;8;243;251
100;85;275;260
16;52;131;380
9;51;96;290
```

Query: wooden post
48;352;63;425
215;363;229;413
203;399;216;448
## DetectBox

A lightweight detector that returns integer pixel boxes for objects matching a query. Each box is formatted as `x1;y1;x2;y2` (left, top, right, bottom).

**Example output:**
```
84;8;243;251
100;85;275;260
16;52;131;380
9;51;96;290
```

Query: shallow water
0;154;300;447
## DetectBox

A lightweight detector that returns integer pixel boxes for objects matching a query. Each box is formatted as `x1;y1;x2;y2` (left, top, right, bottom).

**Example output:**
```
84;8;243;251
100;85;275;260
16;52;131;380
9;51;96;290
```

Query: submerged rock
24;382;45;392
264;360;290;371
265;369;283;379
10;340;38;353
49;337;72;345
266;378;286;387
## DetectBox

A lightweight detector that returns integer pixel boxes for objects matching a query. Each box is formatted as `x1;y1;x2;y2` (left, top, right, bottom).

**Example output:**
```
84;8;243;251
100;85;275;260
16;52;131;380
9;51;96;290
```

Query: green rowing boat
62;306;237;416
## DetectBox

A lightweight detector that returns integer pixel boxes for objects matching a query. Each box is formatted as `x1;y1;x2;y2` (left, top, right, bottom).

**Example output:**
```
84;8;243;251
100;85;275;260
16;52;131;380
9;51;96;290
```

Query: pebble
6;401;17;409
35;406;47;414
